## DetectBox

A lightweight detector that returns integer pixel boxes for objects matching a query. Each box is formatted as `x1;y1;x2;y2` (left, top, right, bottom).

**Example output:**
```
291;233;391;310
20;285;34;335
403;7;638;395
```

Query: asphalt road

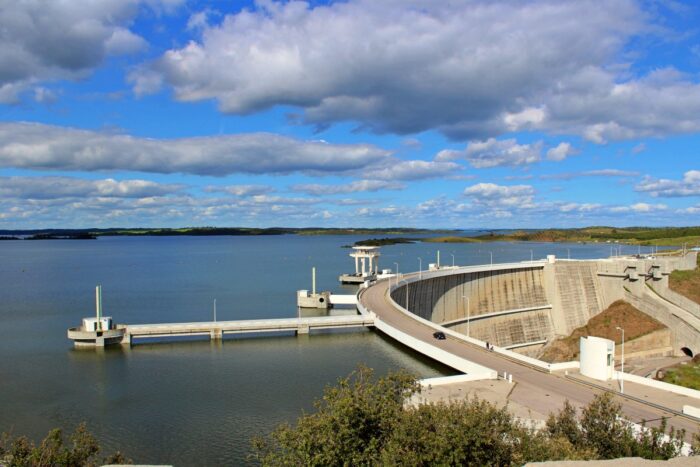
360;277;700;439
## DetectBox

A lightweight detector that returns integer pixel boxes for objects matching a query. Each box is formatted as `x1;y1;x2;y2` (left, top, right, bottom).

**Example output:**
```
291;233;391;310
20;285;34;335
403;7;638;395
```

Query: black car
432;331;446;340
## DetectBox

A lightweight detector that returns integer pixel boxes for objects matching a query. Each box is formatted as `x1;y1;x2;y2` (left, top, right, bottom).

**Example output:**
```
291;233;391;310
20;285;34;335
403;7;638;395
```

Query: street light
616;326;625;394
213;298;217;322
398;279;409;311
489;251;493;266
462;295;470;337
394;262;400;287
418;257;422;280
530;249;533;262
451;253;455;268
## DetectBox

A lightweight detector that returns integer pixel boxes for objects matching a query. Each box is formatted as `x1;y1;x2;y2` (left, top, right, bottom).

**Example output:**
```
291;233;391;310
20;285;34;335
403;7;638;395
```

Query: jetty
121;315;374;344
67;285;373;347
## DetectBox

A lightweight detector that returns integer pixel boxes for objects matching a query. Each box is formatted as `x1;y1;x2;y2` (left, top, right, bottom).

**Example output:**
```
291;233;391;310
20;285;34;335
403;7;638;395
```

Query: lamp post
462;295;470;337
489;251;493;266
394;262;400;287
213;299;217;322
567;248;570;260
451;253;455;268
616;326;625;394
398;280;409;311
530;249;533;262
418;257;422;280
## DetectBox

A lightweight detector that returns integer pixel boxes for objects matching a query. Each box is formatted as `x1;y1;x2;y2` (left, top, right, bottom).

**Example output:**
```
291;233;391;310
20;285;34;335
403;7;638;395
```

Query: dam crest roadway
357;253;700;439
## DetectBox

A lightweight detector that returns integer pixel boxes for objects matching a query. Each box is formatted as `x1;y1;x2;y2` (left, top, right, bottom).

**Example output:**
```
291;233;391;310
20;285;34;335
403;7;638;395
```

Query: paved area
360;276;700;439
412;378;551;424
624;355;691;378
567;370;700;415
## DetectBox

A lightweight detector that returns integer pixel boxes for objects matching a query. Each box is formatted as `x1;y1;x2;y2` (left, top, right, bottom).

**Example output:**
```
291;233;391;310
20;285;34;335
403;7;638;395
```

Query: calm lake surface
0;235;639;465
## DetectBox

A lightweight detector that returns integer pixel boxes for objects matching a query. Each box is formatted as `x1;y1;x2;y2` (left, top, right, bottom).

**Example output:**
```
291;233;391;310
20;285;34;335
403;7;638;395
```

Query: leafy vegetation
352;237;419;246
661;355;700;390
251;366;694;466
425;226;700;246
422;236;481;243
0;423;130;466
1;225;699;246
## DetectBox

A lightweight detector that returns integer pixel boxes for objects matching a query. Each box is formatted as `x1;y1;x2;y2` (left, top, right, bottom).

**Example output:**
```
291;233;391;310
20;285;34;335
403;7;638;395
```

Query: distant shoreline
0;226;697;247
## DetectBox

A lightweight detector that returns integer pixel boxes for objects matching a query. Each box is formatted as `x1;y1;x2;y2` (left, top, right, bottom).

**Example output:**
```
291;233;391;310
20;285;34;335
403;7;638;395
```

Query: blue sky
1;0;699;229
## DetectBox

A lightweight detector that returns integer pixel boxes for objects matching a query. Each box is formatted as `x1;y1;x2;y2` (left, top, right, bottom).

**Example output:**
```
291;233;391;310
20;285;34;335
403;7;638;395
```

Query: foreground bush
0;423;129;467
251;366;694;466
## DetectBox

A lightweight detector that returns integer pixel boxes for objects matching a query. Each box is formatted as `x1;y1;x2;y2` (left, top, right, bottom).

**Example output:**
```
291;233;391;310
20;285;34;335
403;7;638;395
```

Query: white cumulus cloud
463;183;536;208
635;171;700;197
0;0;177;103
437;138;541;168
0;122;392;177
290;180;404;195
546;142;576;161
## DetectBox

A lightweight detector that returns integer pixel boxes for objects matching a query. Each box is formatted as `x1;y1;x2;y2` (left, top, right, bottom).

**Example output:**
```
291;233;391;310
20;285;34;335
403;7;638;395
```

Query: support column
361;257;366;276
297;325;310;334
369;256;373;276
210;329;223;340
355;256;359;274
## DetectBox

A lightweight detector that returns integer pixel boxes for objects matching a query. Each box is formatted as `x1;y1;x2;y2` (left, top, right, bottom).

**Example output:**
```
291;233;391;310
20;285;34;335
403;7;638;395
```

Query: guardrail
378;262;580;374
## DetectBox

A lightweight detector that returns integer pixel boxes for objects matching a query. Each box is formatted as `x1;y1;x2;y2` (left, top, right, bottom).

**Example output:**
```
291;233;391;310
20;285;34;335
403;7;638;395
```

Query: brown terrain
668;254;700;304
539;300;667;363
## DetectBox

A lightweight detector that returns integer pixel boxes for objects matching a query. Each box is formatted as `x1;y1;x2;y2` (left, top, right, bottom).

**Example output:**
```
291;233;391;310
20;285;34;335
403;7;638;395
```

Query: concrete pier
119;315;373;344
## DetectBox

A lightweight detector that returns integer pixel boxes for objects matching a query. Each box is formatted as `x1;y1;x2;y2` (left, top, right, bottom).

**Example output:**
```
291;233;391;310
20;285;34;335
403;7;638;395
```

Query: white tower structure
351;246;380;276
340;246;382;284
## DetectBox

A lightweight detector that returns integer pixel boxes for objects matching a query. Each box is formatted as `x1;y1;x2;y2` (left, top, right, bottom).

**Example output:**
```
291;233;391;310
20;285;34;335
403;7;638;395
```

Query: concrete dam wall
392;265;555;351
390;254;700;356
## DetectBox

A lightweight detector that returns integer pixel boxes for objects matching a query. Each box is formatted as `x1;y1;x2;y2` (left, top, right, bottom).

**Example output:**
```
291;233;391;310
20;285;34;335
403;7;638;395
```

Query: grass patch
660;356;700;390
539;300;666;363
669;253;700;304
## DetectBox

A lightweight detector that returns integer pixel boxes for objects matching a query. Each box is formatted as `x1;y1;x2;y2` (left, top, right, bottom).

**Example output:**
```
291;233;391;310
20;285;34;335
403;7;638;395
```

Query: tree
0;423;130;467
251;367;694;466
251;365;418;466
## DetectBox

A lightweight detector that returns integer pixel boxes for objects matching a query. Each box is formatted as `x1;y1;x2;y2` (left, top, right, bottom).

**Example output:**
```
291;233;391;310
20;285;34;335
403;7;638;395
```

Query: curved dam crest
390;254;700;356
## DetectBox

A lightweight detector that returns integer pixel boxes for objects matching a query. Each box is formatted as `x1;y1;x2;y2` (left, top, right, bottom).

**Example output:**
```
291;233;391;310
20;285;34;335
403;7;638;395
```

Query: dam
359;251;700;436
389;253;700;358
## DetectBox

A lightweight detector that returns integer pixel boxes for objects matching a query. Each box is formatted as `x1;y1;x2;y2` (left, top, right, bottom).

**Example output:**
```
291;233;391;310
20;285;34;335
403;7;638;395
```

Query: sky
0;0;700;229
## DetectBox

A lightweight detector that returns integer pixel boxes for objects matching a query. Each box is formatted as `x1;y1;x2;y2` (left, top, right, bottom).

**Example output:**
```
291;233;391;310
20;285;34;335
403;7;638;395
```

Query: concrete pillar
369;256;373;275
361;257;366;276
355;256;359;274
210;329;223;340
95;336;105;347
121;333;132;345
297;325;310;334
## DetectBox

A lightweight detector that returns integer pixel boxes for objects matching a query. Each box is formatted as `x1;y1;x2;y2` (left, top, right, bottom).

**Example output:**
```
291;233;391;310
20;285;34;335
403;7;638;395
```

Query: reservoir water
0;235;636;465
